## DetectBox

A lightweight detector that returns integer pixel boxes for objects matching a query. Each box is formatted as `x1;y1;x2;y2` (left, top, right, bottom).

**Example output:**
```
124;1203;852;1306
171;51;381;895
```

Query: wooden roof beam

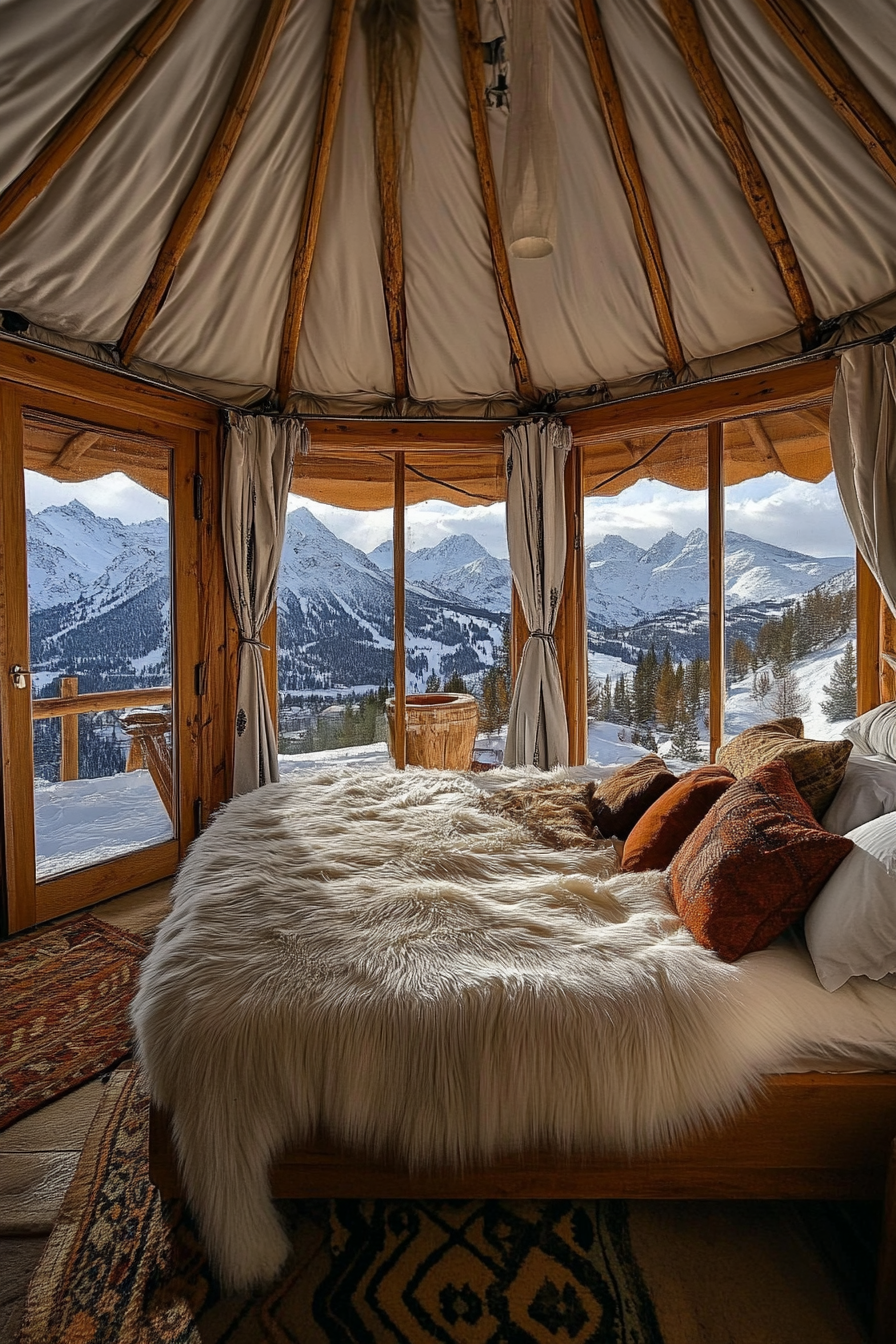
453;0;538;406
277;0;355;407
372;78;410;403
573;0;685;375
119;0;293;364
52;430;102;471
0;0;198;237
744;416;788;473
752;0;896;189
660;0;820;350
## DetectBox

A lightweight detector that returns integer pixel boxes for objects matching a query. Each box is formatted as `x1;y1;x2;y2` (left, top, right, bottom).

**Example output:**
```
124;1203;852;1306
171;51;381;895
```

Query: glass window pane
583;456;710;769
277;494;395;772
723;411;855;743
25;425;174;878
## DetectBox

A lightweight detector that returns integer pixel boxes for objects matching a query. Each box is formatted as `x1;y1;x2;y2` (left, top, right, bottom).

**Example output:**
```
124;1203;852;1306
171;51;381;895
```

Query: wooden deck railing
32;677;174;818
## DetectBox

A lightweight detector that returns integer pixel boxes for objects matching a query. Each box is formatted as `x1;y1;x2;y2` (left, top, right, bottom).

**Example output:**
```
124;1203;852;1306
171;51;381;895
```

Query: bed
137;764;896;1340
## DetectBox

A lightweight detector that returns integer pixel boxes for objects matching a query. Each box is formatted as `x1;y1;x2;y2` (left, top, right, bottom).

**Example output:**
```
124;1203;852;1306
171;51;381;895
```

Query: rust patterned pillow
587;755;677;840
621;765;735;873
668;758;853;962
717;720;851;818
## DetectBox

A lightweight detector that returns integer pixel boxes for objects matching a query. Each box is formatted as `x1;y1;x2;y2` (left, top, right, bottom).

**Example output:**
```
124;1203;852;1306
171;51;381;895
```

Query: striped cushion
717;721;851;818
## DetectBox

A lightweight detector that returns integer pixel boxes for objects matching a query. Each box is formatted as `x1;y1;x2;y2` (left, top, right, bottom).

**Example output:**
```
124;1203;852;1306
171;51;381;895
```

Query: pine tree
670;697;702;762
425;671;441;693
727;637;753;684
599;675;612;721
655;646;679;730
771;667;808;719
443;670;468;693
821;641;857;722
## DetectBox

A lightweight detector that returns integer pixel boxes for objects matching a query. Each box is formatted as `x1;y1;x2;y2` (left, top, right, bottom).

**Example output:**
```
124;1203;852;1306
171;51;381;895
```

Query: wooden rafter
752;0;896;189
52;430;102;471
277;0;355;407
573;0;684;375
660;0;819;350
744;416;787;473
453;0;537;405
119;0;293;364
0;0;198;237
372;77;410;402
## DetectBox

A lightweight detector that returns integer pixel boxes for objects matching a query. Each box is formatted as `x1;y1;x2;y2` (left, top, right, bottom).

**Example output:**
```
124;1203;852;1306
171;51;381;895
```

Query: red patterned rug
18;1070;665;1343
0;914;145;1130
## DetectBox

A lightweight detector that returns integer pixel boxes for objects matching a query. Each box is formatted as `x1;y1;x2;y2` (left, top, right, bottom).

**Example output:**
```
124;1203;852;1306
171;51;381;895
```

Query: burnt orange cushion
668;758;853;962
621;765;735;873
587;755;677;840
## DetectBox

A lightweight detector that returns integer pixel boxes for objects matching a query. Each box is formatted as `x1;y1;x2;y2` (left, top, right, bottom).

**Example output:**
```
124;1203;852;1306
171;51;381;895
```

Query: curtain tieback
239;635;270;651
527;630;554;643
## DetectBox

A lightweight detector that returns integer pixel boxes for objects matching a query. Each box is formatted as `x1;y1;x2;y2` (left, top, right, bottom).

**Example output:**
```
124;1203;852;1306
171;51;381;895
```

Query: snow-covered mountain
586;528;852;628
277;509;504;691
27;501;168;613
369;532;511;611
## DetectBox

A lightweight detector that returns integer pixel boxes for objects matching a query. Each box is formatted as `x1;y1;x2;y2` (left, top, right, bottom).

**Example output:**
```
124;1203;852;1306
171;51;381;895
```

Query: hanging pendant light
501;0;559;259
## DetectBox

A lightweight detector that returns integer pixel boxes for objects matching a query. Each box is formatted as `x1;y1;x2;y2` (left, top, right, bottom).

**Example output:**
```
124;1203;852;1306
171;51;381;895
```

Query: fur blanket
133;766;796;1293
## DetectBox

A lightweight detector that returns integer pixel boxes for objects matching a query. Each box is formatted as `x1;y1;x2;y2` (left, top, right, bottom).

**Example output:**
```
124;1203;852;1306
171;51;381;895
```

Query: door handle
10;665;31;690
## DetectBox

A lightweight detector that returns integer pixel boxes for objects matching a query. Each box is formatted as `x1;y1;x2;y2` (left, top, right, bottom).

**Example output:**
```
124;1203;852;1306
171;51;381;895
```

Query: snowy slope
724;633;856;742
26;501;169;612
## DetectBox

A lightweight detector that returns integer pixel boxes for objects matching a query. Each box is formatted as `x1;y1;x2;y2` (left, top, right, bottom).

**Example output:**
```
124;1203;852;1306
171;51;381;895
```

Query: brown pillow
668;758;853;962
587;755;677;840
717;721;851;818
621;765;735;873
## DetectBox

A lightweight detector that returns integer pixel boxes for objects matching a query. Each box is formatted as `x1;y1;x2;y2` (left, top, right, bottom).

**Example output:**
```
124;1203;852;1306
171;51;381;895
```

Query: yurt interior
4;1;896;1339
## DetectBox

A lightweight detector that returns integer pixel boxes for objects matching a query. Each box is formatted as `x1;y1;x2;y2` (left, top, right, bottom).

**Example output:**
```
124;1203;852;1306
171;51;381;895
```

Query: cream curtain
830;341;896;618
223;412;305;795
503;417;571;769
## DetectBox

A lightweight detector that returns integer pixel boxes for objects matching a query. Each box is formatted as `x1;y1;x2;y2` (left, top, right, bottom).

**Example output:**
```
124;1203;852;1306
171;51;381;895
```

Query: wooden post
392;453;407;769
553;445;588;765
856;551;882;715
708;423;725;761
59;676;79;781
881;595;896;706
510;585;527;682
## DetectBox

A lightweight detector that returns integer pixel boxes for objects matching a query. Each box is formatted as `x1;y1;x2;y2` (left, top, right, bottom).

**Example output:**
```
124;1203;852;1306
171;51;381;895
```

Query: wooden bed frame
150;1071;896;1342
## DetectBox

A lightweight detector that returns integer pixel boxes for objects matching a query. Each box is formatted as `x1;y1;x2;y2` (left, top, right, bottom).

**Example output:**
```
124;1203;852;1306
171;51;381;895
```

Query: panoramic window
582;432;710;769
276;493;396;774
24;430;174;877
722;410;856;744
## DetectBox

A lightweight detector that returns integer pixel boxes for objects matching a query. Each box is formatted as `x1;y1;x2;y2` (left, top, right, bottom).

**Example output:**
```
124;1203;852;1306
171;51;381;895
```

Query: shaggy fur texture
133;767;798;1294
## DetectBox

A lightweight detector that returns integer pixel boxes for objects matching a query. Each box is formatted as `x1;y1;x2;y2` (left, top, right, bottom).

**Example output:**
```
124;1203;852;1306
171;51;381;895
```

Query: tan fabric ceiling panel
0;0;158;188
0;0;261;344
1;0;895;412
696;0;896;323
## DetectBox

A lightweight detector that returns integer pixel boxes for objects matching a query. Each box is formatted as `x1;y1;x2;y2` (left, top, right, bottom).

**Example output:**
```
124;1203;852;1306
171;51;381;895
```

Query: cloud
583;472;853;559
25;471;168;522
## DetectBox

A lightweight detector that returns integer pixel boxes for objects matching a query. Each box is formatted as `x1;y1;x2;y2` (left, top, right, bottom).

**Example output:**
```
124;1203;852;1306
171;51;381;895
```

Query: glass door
0;384;207;932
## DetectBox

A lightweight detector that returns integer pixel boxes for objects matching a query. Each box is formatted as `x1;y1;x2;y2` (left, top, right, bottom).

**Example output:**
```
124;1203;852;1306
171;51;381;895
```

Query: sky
23;466;854;563
288;469;855;561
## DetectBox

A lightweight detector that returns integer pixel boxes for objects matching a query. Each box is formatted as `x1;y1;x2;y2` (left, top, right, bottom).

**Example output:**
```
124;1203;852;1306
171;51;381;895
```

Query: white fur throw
133;766;794;1293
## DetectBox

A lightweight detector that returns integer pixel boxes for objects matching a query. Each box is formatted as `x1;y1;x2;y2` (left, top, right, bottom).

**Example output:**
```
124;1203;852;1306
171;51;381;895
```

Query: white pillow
841;702;896;761
821;753;896;835
805;812;896;990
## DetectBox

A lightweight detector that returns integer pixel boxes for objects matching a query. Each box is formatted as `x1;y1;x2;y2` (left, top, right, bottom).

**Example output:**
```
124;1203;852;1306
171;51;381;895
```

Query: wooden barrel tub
386;692;480;770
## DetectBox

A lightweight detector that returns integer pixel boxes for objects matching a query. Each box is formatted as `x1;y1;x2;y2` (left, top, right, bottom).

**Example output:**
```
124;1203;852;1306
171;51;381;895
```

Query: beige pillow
717;721;851;819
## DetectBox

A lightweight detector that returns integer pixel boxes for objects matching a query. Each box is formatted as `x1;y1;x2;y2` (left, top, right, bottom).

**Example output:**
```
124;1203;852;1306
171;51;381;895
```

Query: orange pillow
587;755;677;840
621;765;735;873
668;759;853;962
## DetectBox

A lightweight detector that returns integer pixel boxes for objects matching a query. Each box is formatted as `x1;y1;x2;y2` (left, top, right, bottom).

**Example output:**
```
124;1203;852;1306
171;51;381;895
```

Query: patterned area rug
0;914;145;1130
18;1070;664;1343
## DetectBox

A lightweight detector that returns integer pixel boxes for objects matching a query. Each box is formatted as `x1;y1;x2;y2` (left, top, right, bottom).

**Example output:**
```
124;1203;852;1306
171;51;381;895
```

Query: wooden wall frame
0;339;226;933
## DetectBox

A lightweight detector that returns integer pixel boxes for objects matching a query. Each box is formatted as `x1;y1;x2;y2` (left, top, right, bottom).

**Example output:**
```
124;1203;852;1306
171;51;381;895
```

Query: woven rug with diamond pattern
0;914;145;1131
18;1068;664;1343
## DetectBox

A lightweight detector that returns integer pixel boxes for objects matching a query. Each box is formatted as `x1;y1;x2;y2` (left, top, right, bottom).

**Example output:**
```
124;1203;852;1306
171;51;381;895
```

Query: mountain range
23;499;854;696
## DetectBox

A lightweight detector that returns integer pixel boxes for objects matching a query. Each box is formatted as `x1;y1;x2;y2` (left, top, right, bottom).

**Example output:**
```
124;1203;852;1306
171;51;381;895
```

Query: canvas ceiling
1;0;895;419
